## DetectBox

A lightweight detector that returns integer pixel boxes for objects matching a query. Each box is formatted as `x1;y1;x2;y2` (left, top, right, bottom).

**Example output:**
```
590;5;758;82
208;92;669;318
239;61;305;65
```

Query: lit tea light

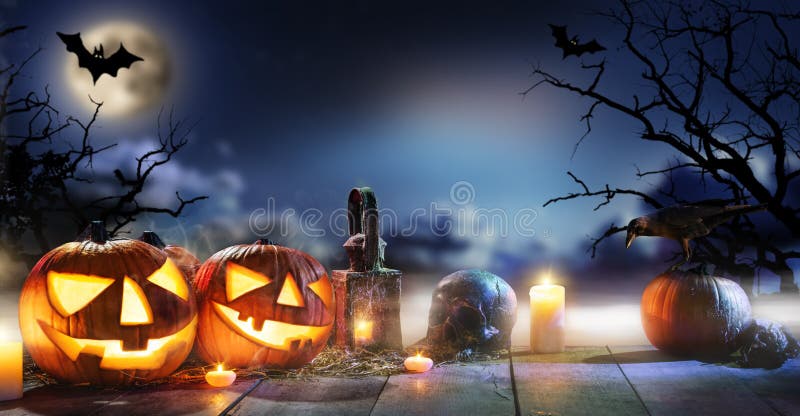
404;352;433;373
354;319;373;346
0;325;22;401
530;275;566;353
205;364;236;387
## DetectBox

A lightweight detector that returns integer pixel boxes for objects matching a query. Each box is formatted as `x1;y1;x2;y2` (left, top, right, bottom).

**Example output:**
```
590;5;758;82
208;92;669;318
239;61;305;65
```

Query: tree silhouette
528;1;800;294
0;26;207;267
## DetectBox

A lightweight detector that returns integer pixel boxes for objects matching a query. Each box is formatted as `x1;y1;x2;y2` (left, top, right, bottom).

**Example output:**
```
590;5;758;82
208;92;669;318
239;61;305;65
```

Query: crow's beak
626;230;636;249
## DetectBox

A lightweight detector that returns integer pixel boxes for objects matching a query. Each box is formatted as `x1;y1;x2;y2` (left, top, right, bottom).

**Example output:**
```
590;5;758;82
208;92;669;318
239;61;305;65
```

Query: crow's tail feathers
724;203;768;215
705;203;767;228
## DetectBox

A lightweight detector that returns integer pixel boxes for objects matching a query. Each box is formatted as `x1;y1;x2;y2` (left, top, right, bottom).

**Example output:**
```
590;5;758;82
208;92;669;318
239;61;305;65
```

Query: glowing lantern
193;240;334;369
18;221;198;385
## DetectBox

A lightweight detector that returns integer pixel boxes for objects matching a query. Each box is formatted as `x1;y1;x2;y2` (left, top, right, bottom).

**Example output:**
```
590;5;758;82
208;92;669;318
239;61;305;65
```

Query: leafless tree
0;27;207;267
526;1;800;294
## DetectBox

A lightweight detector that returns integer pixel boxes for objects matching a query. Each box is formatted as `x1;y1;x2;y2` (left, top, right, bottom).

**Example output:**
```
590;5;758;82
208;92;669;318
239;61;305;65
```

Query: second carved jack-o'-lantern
19;222;198;385
193;240;334;369
139;231;201;284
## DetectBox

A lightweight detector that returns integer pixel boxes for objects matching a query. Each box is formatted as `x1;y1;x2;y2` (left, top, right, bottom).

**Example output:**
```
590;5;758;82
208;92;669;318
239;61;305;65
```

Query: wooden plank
371;362;514;416
227;376;386;416
93;380;260;416
0;385;127;416
609;346;778;416
513;347;648;416
724;358;800;416
513;346;617;364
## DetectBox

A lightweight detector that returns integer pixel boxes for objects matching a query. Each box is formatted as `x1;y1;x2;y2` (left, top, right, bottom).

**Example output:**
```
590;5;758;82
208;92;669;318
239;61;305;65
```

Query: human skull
426;269;517;352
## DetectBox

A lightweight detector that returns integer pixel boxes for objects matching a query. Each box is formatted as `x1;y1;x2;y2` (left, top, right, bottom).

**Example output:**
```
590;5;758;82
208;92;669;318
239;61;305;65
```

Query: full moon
64;21;171;118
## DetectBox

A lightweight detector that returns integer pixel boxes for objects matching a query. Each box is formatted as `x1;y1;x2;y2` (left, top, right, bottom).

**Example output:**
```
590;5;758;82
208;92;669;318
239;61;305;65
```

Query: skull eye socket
47;271;115;317
226;262;272;302
307;273;333;308
147;258;189;301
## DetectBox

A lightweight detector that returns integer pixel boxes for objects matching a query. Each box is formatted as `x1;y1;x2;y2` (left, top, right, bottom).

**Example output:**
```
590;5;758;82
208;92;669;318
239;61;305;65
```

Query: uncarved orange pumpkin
193;239;334;369
139;231;201;284
641;269;752;356
19;222;198;385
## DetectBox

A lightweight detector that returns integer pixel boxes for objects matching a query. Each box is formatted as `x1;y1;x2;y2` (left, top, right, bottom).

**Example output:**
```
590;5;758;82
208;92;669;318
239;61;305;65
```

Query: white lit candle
530;279;565;353
205;364;236;387
0;331;22;401
403;353;433;373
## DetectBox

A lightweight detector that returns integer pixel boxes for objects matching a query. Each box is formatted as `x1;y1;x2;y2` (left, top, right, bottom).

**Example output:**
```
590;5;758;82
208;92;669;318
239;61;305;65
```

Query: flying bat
548;24;606;58
57;32;143;84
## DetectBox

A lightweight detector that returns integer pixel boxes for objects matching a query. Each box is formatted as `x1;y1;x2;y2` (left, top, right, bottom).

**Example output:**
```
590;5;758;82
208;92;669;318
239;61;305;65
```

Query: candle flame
416;352;421;359
217;364;223;372
536;264;555;286
539;268;552;286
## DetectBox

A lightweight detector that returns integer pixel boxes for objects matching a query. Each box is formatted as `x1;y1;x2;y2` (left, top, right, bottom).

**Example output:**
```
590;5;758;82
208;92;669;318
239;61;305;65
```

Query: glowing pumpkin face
193;240;334;369
19;224;197;385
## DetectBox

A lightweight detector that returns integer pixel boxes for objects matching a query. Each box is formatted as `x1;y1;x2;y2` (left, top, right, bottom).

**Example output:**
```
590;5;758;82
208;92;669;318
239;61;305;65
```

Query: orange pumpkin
193;240;334;369
19;222;197;385
139;231;201;284
641;269;752;356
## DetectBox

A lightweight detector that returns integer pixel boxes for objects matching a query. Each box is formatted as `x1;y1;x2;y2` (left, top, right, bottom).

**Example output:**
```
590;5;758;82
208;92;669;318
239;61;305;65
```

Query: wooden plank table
608;346;780;416
229;377;387;416
512;346;649;416
1;347;797;416
372;360;514;416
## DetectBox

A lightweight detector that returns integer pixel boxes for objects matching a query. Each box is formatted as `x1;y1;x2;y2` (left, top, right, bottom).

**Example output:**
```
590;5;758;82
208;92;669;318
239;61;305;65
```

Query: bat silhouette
57;32;143;84
548;24;606;58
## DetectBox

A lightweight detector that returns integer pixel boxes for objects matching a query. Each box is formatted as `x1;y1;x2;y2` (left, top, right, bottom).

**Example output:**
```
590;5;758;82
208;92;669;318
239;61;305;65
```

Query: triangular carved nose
276;272;305;307
120;277;153;325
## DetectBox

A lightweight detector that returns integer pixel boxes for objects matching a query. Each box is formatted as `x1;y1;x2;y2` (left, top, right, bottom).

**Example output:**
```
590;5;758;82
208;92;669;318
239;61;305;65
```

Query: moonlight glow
63;21;170;118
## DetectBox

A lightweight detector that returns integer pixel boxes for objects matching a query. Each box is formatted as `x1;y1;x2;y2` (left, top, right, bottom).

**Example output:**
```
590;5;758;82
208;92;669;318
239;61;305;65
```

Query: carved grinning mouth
212;302;331;351
38;316;197;371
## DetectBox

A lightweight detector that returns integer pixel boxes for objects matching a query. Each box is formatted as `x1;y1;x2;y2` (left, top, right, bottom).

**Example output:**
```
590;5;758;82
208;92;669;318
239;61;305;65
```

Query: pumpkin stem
254;238;278;246
139;231;166;249
77;220;109;243
689;263;713;276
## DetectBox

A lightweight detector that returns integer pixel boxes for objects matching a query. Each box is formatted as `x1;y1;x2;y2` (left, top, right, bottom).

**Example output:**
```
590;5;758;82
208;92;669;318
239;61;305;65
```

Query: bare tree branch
543;171;664;211
529;0;800;294
1;27;207;266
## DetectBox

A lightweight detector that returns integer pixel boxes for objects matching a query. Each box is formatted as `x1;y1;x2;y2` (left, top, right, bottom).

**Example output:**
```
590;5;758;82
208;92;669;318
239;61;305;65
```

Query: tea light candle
354;320;373;346
530;280;565;353
0;338;22;401
404;353;433;373
205;364;236;387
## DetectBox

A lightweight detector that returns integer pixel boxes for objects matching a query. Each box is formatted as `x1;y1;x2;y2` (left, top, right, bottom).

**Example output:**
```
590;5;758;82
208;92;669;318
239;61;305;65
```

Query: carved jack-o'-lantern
193;240;334;369
19;222;198;385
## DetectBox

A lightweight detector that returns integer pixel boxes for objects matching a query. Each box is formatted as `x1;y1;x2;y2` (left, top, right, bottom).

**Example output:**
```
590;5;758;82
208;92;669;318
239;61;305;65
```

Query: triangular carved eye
147;258;189;301
47;271;115;317
226;262;272;302
276;273;305;307
308;274;333;308
120;277;153;326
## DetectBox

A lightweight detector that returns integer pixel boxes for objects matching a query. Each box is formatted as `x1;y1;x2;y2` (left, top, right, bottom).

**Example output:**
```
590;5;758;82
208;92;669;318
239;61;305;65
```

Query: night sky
3;0;799;346
2;0;786;286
